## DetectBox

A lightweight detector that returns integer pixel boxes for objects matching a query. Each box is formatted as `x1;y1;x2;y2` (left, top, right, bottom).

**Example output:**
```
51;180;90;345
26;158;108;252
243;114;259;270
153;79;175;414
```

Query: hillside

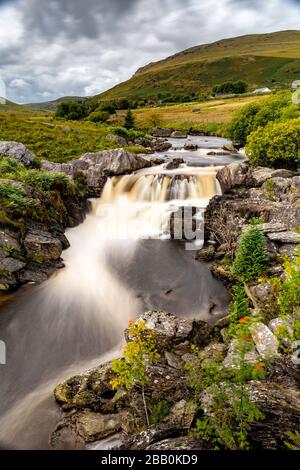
26;96;87;112
0;99;45;116
99;30;300;103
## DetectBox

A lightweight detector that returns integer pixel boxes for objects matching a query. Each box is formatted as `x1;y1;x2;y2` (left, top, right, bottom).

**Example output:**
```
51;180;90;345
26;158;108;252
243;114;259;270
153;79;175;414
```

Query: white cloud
0;0;299;103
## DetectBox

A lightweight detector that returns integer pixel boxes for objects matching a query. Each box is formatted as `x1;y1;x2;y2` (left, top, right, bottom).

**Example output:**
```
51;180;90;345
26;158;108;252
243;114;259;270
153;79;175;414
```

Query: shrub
110;320;160;426
229;284;251;322
246;118;300;169
231;223;268;283
226;91;298;145
88;110;109;123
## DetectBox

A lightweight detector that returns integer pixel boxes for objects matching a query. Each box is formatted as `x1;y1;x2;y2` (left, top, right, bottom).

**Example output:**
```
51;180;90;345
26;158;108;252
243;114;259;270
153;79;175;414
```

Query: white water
0;166;228;449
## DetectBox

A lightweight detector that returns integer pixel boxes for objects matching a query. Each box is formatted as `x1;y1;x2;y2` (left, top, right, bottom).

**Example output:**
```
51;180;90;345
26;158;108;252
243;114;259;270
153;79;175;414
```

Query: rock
147;436;204;450
24;230;62;262
258;222;286;233
148;156;165;166
222;142;238;153
267;231;300;244
223;340;259;369
291;175;300;189
216;163;249;193
153;141;172;152
152;128;172;138
269;317;294;347
119;423;176;450
0;257;26;273
262;177;291;200
165;158;184;170
249;322;279;359
207;150;231;156
170;130;187;138
196;244;215;261
250;167;294;186
164;352;181;369
42;149;151;197
249;283;277;311
184;143;198;151
0;228;21;253
0;141;35;167
164;400;196;429
50;410;126;449
248;364;300;449
106;134;127;146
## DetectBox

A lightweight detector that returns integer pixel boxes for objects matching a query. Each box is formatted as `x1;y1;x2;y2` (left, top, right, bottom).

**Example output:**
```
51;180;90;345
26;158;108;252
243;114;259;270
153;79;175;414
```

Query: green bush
246;118;300;169
88;110;110;123
231;223;268;283
226;91;298;145
213;80;248;96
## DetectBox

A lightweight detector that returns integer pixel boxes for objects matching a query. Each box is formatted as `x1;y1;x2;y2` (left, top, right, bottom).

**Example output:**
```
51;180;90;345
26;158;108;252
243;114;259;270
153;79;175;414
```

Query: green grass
0;114;119;163
98;31;300;103
132;95;268;132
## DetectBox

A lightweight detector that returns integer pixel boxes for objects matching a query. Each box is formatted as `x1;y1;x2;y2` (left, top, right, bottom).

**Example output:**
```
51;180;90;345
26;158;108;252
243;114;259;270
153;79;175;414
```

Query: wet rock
24;230;62;262
196;244;215;261
152;128;172;138
0;257;26;273
153;141;172;152
165;158;184;170
216;163;249;193
249;322;279;359
184;143;198;151
0;141;36;167
222;142;238;153
170;130;187;138
0;228;21;254
267;231;300;244
148;156;165;166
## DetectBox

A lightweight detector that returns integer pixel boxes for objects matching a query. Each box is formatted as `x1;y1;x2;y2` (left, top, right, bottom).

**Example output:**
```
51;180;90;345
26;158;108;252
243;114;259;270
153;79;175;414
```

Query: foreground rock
41;148;151;196
0;141;36;167
51;310;299;450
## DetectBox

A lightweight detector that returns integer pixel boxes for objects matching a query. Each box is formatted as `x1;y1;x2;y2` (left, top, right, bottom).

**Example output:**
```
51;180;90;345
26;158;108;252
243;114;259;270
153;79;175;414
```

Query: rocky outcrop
51;311;300;451
41;149;151;197
216;163;249;192
0;141;36;167
152;141;172;153
165;158;184;170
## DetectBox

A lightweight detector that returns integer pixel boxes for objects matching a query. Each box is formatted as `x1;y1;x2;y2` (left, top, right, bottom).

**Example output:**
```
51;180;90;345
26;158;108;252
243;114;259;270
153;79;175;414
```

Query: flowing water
0;165;230;449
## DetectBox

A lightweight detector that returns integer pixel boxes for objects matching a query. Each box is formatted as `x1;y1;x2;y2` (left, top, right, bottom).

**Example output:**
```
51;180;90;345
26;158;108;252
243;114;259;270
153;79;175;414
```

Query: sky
0;0;299;103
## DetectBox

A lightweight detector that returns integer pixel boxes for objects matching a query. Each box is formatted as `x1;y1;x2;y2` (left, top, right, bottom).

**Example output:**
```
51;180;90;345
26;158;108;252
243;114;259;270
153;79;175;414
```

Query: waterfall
0;165;228;450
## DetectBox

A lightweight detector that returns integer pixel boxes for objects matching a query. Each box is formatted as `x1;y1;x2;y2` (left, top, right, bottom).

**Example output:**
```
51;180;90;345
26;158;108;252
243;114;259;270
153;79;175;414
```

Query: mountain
0;99;44;115
98;30;300;103
26;96;87;112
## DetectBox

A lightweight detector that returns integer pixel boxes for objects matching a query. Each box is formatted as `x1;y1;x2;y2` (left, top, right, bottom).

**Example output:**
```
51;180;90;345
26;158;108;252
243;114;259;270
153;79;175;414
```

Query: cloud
0;0;299;103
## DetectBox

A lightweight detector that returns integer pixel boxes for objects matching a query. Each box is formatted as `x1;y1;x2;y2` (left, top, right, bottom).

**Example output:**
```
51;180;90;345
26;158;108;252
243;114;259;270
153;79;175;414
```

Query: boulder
249;322;279;359
184;143;198;151
153;141;172;153
0;257;26;274
0;141;35;167
152;128;172;138
106;134;127;147
24;229;62;262
222;142;238;153
165;158;184;170
147;436;205;450
267;231;300;244
250;167;294;186
216;163;249;193
170;131;187;139
249;283;276;310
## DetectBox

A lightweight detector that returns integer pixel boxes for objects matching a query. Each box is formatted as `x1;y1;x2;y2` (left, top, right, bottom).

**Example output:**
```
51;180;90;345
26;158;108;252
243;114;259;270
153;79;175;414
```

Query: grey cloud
0;0;299;103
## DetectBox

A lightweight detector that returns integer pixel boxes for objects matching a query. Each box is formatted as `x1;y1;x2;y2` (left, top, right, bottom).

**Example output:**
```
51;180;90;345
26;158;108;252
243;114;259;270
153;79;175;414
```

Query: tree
124;109;135;130
231;223;268;283
110;320;160;426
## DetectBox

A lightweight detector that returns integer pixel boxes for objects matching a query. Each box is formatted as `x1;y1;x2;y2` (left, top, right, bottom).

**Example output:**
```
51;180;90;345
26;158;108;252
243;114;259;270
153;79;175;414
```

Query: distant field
133;95;268;133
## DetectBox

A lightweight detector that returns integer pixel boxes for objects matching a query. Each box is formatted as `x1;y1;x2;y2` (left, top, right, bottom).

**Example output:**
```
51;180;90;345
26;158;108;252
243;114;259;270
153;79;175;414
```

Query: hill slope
26;96;87;112
99;30;300;103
